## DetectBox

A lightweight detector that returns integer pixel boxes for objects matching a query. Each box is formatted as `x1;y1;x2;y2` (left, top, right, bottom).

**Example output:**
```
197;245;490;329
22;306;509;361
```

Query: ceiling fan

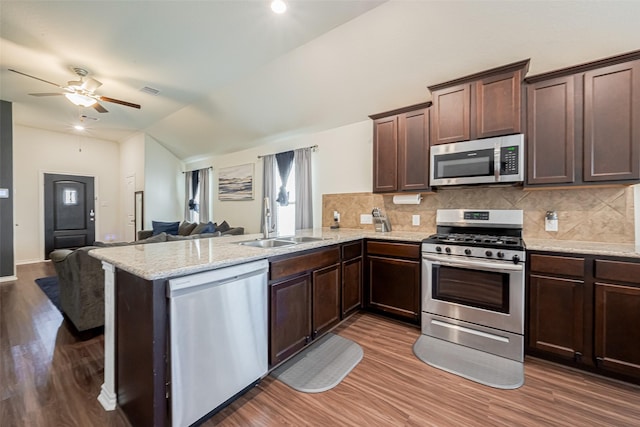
8;67;141;113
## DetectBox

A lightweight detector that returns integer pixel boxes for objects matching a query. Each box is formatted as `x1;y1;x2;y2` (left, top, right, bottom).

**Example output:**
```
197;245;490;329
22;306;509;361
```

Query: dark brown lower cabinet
341;241;363;318
269;246;341;367
527;251;640;385
528;274;584;360
594;282;640;377
312;264;341;338
269;275;312;365
365;241;420;323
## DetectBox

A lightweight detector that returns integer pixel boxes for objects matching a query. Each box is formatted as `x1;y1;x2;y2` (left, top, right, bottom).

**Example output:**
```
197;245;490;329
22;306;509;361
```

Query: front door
44;173;95;259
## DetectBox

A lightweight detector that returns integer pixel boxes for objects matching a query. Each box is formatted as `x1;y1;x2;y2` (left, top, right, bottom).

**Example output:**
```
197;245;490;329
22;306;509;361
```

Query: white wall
119;133;145;240
186;120;372;233
144;135;184;228
13;125;120;263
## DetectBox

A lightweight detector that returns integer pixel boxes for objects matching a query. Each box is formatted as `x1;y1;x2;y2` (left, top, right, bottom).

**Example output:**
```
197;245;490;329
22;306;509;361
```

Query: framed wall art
218;163;254;201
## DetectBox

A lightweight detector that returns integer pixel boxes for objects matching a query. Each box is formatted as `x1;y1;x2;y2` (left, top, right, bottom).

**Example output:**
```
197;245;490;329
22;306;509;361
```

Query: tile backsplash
323;186;635;243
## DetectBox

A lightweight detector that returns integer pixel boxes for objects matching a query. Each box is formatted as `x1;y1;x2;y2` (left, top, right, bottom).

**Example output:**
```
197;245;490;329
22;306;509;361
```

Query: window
276;168;295;236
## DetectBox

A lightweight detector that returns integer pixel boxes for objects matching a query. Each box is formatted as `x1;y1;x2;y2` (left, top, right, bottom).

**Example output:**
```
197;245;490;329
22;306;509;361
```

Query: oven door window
433;148;494;179
432;265;509;313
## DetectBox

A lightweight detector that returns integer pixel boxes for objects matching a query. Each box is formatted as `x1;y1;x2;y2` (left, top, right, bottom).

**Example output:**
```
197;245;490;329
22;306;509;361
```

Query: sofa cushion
152;221;180;236
140;232;168;243
167;231;221;241
178;221;197;236
217;220;231;233
191;221;215;235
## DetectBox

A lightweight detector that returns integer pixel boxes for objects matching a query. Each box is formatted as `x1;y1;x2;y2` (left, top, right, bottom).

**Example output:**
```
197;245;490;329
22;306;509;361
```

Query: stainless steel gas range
414;209;526;389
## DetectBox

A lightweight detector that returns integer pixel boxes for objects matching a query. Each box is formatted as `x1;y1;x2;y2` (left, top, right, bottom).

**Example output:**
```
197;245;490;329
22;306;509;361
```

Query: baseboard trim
0;275;18;283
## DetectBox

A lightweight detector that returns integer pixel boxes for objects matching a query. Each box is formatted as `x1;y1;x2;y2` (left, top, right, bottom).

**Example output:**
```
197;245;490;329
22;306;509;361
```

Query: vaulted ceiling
2;1;639;162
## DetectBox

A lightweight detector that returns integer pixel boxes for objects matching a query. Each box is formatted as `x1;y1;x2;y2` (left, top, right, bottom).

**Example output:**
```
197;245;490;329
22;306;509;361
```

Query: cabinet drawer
342;241;362;261
595;259;640;285
366;241;420;260
530;254;584;277
270;246;340;281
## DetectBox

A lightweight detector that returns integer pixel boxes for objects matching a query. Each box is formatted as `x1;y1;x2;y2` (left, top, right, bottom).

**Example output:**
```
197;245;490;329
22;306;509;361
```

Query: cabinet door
367;255;420;322
526;76;576;184
312;263;341;338
595;282;640;378
398;108;430;191
373;116;398;192
528;274;584;360
431;83;470;145
584;60;640;182
342;256;362;318
476;70;523;139
269;275;311;366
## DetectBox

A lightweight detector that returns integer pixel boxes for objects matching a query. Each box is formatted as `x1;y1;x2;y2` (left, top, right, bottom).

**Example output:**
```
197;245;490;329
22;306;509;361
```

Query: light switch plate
412;215;420;226
360;214;373;224
545;219;558;232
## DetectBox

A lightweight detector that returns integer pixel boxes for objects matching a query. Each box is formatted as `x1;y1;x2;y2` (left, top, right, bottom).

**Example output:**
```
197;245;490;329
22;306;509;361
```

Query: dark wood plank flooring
2;262;639;426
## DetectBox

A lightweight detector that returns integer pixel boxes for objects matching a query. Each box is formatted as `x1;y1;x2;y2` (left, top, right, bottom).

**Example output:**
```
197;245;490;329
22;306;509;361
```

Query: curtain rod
257;144;318;159
181;166;213;174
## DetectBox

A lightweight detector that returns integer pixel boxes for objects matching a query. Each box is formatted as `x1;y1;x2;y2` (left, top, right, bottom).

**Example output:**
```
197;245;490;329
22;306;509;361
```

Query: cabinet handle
595;356;604;367
305;336;311;344
574;352;582;362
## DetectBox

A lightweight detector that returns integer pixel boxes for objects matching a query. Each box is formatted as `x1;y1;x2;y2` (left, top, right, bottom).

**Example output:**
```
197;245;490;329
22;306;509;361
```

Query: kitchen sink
238;239;296;248
277;236;325;243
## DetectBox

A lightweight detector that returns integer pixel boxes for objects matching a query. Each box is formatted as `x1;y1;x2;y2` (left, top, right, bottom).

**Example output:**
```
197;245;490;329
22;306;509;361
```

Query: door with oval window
44;173;95;259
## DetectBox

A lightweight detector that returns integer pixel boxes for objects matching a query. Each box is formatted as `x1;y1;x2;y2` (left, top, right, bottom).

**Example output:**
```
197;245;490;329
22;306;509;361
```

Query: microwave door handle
494;143;501;180
422;254;524;273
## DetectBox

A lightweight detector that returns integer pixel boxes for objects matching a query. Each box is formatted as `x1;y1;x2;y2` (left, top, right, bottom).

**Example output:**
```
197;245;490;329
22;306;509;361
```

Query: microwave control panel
500;146;519;175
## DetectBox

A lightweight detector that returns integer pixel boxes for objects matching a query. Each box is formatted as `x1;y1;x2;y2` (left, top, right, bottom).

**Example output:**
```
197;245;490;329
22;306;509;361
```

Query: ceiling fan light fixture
271;0;286;14
65;92;97;107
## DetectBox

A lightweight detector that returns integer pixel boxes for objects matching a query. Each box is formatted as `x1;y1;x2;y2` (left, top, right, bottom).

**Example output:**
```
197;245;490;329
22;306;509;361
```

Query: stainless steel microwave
430;134;524;187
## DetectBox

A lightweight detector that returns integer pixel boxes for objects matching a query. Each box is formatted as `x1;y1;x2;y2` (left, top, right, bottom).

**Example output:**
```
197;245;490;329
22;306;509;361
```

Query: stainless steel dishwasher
167;259;269;427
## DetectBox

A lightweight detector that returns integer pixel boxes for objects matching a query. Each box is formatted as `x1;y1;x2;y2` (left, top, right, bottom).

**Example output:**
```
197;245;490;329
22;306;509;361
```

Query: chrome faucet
263;197;272;239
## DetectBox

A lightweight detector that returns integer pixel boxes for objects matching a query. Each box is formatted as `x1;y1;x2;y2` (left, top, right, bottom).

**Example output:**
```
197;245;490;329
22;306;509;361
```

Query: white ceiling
2;1;640;163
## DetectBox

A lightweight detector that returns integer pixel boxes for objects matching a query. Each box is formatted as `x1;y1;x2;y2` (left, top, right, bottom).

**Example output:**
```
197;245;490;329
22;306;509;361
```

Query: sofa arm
221;227;244;236
137;230;154;240
50;249;73;263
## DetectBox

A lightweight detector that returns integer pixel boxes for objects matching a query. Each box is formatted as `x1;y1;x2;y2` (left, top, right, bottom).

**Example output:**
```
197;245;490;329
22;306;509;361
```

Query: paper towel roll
392;194;422;205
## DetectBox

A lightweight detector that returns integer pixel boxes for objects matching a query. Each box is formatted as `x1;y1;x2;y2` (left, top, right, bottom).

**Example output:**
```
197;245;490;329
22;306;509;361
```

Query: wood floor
2;262;640;426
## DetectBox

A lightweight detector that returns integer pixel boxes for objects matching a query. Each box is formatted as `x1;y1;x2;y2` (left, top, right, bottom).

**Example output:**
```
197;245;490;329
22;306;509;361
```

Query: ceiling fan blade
9;69;63;88
92;102;109;113
29;92;64;96
99;96;141;109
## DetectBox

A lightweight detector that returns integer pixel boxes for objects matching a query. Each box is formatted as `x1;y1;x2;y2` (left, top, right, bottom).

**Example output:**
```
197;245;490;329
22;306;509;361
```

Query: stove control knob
445;247;451;254
485;250;493;257
464;249;471;255
497;251;504;258
435;246;442;252
512;255;521;264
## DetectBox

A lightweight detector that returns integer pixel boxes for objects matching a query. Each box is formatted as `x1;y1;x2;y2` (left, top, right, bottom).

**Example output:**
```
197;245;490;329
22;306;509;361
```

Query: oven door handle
422;254;523;272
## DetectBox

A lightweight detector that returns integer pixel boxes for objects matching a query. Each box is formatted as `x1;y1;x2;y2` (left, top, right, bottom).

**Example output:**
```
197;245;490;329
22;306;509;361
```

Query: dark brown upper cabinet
429;60;529;146
525;51;640;187
370;102;431;193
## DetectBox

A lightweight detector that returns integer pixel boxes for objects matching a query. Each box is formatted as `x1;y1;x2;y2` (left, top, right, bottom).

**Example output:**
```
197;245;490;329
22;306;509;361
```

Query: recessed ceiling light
271;0;286;14
74;125;85;131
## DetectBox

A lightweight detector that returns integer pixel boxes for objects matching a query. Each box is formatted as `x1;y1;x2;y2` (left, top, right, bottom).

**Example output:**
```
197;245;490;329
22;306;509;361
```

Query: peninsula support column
98;261;117;410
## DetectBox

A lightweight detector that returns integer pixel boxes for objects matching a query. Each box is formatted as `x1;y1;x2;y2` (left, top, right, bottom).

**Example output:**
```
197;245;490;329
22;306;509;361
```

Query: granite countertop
525;238;640;259
89;228;432;280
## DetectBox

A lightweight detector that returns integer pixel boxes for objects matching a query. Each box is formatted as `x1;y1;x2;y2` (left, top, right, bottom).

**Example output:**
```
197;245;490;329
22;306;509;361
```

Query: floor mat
35;276;61;311
271;333;363;393
413;335;524;389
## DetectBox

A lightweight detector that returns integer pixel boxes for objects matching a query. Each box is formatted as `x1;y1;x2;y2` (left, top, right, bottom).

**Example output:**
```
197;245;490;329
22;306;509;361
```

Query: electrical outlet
545;218;558;232
333;211;340;222
412;215;420;226
360;214;373;224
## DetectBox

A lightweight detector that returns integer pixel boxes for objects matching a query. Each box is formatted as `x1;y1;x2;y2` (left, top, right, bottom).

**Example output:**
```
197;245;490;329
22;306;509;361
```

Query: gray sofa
50;221;243;331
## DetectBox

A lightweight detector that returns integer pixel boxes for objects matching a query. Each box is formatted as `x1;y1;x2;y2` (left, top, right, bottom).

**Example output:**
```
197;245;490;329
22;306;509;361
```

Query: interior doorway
44;173;96;259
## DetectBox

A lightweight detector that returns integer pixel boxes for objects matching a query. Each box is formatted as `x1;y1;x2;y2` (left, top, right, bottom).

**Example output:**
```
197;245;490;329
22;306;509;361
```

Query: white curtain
198;168;211;222
294;147;313;230
261;155;278;235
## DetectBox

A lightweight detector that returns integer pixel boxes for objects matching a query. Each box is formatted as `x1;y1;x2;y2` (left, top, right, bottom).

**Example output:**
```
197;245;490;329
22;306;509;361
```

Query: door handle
89;209;95;222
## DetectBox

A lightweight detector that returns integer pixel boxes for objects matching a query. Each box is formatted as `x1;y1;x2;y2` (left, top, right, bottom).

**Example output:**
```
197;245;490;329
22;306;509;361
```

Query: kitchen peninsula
89;228;429;427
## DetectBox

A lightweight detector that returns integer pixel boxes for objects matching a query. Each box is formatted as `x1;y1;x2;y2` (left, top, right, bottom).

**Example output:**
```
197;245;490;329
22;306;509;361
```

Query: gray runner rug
413;335;524;389
271;333;363;393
